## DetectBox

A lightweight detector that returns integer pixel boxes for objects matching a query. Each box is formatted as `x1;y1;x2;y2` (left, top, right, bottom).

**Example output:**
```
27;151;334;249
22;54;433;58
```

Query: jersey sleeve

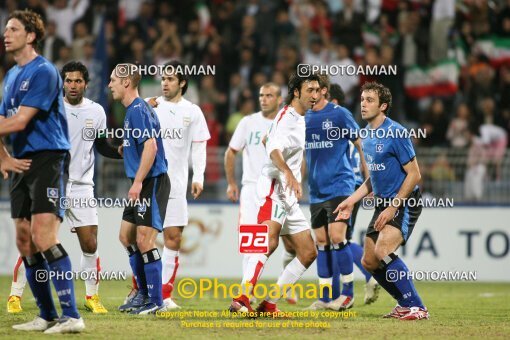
130;106;157;145
20;65;59;112
96;104;108;130
228;116;247;151
392;131;416;166
339;107;360;142
265;114;291;157
191;105;211;142
0;97;6;117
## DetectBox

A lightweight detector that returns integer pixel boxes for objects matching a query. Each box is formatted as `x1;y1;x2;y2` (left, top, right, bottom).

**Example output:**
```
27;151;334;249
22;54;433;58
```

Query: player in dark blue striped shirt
335;82;429;320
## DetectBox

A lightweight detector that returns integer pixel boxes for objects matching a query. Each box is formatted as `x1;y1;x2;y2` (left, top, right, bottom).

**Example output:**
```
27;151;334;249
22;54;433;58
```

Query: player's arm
129;138;157;201
191;141;207;199
0;106;39;137
224;146;240;202
270;149;302;199
373;158;421;231
334;176;373;221
94;137;123;159
0;135;31;179
353;138;369;180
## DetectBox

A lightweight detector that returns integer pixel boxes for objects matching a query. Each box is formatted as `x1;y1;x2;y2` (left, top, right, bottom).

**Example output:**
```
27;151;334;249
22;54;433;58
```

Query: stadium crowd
0;0;509;200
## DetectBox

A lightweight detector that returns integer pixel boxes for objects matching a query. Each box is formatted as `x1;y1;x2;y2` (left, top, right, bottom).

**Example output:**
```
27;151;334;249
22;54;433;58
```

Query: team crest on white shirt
183;116;191;127
85;119;94;128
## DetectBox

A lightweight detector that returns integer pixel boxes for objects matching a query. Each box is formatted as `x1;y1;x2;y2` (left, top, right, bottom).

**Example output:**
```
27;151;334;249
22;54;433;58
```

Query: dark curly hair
361;81;392;114
285;72;321;105
61;61;90;83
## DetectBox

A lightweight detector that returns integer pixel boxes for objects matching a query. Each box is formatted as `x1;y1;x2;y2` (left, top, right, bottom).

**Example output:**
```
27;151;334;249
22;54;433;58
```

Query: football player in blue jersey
0;10;84;333
304;75;369;311
335;82;429;320
109;63;170;315
329;84;379;305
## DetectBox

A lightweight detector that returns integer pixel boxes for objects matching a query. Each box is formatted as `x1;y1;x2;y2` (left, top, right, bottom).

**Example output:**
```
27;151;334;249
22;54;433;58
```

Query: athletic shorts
10;150;69;220
239;183;258;225
347;184;362;240
122;173;170;231
310;196;350;229
256;176;309;236
163;195;188;228
65;182;98;232
366;189;422;245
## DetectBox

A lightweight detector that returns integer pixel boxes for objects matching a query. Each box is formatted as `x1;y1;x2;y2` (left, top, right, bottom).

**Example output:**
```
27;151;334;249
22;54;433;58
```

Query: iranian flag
404;60;459;98
474;36;510;67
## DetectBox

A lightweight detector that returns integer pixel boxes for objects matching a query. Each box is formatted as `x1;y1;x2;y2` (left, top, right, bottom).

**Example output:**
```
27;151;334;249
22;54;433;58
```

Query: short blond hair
115;63;141;89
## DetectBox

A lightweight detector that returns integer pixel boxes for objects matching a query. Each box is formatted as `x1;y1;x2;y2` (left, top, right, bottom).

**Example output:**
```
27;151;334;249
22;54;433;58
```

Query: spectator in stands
331;0;364;50
447;103;472;148
421;99;449;147
429;0;455;63
44;0;90;45
226;93;255;142
42;20;66;63
479;97;508;181
464;131;487;201
329;43;359;108
72;20;91;60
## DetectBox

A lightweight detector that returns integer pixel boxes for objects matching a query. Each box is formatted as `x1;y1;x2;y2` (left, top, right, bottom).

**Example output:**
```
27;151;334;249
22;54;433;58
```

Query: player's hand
334;197;354;221
374;206;398;231
0;157;31;179
191;182;203;199
226;183;239;202
283;170;302;200
118;145;124;157
128;181;142;202
148;97;158;108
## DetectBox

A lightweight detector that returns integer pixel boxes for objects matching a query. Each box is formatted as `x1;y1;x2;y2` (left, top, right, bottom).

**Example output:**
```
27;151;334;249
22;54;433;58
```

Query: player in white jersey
225;83;298;304
229;73;321;315
6;61;122;314
139;60;210;310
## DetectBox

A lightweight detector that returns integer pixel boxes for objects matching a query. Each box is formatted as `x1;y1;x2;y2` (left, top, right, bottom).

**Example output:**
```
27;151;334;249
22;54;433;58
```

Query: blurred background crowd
0;0;509;203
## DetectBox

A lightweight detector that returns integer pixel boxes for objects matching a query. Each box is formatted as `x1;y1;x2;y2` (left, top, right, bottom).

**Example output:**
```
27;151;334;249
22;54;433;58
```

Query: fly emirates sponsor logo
366;154;386;171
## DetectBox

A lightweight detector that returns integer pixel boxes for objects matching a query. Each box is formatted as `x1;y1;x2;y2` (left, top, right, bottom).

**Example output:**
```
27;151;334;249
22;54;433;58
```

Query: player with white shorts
142;60;210;311
225;83;298;304
229;72;321;315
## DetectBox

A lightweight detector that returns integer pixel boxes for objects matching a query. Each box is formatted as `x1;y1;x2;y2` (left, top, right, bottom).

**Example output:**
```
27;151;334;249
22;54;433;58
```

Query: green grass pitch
0;277;509;339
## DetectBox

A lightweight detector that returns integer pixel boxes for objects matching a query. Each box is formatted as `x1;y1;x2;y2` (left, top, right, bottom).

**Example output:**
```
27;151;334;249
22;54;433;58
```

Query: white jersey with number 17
262;105;305;184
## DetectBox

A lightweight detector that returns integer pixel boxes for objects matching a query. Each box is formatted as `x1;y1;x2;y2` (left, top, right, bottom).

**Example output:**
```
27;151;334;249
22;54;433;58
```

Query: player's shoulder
180;97;204;115
385;117;407;131
31;56;57;75
83;98;106;114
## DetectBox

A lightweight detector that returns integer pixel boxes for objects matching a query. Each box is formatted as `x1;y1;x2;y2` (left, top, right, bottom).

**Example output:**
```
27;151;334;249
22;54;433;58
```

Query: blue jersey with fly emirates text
123;97;167;179
305;102;360;203
0;55;70;157
362;117;418;198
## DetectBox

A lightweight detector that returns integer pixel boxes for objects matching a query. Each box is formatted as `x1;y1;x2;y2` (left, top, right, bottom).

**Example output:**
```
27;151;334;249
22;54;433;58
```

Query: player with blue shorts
335;82;429;320
330;83;380;305
0;10;84;333
109;64;170;315
304;76;368;311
